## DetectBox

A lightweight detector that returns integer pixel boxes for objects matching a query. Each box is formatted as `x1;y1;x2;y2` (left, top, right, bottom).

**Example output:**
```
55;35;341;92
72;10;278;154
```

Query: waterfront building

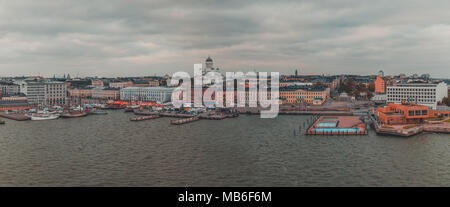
26;81;67;107
120;87;173;103
26;82;46;107
0;81;20;96
0;99;30;111
376;102;450;125
13;80;28;95
68;88;92;98
374;76;386;93
45;81;67;106
376;103;429;125
279;85;329;104
1;95;27;101
386;82;448;109
92;88;120;100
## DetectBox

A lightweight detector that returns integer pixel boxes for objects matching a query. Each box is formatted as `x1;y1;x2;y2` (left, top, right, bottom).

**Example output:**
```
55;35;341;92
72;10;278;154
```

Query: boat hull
60;112;88;118
31;115;60;121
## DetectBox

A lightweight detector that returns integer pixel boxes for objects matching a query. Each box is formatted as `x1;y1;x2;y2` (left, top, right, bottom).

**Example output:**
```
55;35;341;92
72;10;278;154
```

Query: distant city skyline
1;1;450;78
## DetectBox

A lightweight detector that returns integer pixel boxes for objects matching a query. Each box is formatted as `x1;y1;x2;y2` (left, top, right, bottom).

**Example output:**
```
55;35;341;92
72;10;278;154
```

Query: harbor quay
0;70;449;136
1;98;449;137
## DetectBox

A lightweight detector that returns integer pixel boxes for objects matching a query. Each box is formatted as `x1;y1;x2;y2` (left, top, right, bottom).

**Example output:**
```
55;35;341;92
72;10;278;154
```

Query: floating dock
171;117;200;125
279;111;354;116
160;112;194;118
199;113;239;120
130;115;160;121
133;110;159;116
306;116;367;135
0;112;31;121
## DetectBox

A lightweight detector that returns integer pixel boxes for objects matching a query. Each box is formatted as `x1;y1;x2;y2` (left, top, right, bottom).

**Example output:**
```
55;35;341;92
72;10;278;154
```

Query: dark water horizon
0;110;449;186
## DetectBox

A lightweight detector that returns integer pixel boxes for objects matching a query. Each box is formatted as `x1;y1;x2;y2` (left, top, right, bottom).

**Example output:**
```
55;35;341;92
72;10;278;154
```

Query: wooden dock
130;115;160;121
0;112;31;121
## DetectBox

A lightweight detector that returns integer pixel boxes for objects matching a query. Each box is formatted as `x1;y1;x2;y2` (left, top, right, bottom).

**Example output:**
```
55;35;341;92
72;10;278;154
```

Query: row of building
373;75;448;109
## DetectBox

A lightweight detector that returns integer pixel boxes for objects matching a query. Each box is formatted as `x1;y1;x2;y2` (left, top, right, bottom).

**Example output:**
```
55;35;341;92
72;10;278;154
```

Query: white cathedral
203;56;221;75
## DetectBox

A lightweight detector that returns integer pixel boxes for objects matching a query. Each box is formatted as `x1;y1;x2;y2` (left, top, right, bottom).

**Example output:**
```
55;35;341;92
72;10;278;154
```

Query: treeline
338;78;374;99
441;93;450;106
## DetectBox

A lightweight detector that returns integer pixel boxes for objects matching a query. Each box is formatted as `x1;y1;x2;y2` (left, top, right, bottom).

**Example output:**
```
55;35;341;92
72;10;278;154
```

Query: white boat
30;114;60;121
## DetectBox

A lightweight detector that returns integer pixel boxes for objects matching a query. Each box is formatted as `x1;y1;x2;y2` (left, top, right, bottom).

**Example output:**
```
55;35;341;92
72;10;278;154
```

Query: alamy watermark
170;63;279;118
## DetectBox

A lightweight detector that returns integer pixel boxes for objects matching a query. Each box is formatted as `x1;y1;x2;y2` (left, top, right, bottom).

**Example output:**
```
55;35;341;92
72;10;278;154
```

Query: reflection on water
0;110;449;186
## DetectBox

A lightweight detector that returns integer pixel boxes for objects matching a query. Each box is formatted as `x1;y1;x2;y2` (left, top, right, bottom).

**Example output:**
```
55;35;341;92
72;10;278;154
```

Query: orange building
376;103;450;125
374;76;385;93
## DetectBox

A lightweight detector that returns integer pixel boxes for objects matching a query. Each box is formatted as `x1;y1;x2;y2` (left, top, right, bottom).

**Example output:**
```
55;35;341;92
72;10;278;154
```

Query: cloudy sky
0;0;449;78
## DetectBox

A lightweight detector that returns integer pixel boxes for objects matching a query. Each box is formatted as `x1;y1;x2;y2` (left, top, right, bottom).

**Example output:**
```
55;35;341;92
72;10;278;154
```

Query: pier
171;117;200;125
305;116;367;135
199;113;238;120
133;110;194;118
133;110;159;116
130;115;160;121
0;112;31;121
160;112;194;118
279;111;353;116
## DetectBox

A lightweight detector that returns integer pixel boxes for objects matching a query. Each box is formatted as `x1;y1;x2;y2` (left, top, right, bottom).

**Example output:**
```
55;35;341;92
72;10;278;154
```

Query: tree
368;82;375;92
441;96;450;106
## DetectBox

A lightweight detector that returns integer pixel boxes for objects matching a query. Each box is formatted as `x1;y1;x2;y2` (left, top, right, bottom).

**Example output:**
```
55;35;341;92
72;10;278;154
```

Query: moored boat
60;111;88;118
88;109;108;115
130;115;160;121
0;119;5;124
30;114;60;121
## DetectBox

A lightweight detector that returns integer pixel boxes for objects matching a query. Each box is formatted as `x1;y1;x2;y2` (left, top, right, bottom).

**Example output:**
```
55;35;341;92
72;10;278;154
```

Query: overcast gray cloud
0;0;449;77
